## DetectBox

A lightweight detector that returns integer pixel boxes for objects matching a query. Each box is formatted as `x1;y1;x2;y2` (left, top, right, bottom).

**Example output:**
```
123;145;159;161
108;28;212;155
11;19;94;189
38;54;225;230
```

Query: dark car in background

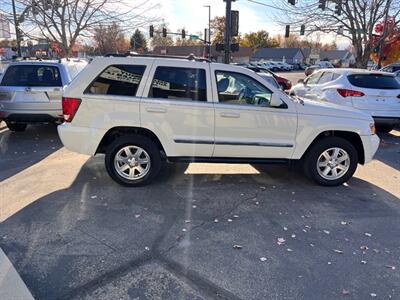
246;65;292;90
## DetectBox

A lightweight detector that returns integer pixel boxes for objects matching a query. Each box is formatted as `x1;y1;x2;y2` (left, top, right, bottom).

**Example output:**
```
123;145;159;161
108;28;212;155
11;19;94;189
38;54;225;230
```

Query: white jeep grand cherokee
58;55;380;187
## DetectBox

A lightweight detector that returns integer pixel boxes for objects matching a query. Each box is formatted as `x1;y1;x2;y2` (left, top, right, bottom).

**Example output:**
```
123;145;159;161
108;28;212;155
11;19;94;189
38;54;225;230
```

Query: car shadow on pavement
0;123;62;181
375;131;400;171
1;157;400;300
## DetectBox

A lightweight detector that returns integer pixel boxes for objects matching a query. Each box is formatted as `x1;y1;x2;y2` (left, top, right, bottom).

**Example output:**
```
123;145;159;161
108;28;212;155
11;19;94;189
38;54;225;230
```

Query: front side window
306;72;322;85
149;67;207;101
1;65;61;87
318;72;333;84
86;65;146;97
215;71;273;107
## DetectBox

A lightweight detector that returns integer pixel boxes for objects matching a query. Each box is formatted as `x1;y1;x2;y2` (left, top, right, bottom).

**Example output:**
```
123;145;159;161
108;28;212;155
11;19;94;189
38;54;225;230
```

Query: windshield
0;65;62;87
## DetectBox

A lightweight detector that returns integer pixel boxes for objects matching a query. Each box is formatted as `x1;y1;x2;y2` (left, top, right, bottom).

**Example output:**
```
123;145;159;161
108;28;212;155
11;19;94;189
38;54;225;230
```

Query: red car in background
246;66;292;90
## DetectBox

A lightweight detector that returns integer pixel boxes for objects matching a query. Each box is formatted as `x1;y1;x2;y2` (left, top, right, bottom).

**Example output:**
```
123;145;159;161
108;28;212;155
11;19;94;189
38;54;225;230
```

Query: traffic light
149;25;154;38
300;25;305;36
335;0;342;15
285;25;290;38
162;28;167;38
288;0;295;5
318;0;326;10
231;10;239;37
182;29;186;39
216;43;225;52
230;43;239;52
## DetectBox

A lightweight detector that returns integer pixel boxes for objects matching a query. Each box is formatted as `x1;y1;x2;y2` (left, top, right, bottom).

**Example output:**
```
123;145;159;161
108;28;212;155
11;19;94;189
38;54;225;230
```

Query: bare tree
0;0;159;56
273;0;400;68
94;22;130;54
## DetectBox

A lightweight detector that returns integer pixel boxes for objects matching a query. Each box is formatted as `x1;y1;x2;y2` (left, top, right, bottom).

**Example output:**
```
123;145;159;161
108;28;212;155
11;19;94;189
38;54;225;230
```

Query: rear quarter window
348;74;400;90
85;65;146;97
0;65;62;87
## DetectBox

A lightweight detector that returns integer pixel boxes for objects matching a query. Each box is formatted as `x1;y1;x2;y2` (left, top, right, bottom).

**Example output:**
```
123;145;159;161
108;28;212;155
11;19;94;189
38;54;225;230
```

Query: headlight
369;123;376;135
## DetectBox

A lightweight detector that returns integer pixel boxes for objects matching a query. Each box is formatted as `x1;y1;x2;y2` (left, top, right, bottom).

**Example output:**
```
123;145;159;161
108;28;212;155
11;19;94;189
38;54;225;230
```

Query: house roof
252;48;303;60
320;50;352;60
153;45;252;58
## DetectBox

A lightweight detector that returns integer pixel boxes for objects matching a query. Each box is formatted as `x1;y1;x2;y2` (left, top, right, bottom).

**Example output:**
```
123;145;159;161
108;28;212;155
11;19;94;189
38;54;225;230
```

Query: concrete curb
0;248;34;300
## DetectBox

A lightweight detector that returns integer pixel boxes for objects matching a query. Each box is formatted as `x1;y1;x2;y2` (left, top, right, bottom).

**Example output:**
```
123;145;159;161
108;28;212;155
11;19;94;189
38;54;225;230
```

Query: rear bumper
0;109;62;123
58;124;106;156
361;134;380;164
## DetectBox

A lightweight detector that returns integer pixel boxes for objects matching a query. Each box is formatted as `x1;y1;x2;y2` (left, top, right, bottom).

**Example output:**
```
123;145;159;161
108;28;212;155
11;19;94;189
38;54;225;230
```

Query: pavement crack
76;227;118;252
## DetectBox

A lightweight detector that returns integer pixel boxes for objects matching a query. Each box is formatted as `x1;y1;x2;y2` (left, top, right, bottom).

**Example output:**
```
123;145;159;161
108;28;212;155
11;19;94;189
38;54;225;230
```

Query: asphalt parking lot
0;121;399;300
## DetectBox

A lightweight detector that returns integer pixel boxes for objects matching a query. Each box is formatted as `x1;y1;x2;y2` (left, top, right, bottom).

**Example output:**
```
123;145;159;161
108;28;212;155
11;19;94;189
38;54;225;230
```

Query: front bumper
58;124;106;156
360;134;380;164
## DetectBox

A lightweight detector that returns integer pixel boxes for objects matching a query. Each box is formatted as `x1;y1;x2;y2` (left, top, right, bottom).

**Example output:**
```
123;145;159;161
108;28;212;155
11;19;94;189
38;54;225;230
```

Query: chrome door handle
220;112;240;118
146;107;167;113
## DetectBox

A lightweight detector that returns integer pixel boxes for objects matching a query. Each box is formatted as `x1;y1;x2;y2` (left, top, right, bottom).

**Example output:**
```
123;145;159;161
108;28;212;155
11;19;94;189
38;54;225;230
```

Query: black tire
6;122;27;132
303;137;358;186
376;124;394;134
105;134;162;187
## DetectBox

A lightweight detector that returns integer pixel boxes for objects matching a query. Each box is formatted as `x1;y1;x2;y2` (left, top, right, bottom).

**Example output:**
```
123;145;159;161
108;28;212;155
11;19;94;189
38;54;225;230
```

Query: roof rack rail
104;52;210;63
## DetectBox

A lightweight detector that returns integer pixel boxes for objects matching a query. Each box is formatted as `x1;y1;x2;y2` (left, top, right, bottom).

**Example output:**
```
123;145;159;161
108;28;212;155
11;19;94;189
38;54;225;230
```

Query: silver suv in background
0;58;87;132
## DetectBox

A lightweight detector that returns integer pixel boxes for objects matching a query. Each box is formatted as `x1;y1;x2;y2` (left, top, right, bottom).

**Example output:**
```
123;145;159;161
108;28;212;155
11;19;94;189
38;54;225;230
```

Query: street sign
0;14;11;39
190;35;199;40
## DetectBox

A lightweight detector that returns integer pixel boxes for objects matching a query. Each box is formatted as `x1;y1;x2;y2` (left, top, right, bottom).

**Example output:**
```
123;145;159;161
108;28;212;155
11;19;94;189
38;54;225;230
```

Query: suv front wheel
303;137;358;186
105;134;162;187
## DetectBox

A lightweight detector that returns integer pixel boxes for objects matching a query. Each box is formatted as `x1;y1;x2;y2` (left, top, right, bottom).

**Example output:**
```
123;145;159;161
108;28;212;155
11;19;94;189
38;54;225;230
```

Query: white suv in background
58;55;379;187
291;69;400;133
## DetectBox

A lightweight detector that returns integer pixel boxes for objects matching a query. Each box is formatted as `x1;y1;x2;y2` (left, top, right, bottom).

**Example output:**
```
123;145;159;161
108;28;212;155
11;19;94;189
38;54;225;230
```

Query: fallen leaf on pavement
323;230;330;235
277;238;286;245
233;245;243;250
334;249;344;254
385;265;396;270
260;257;267;262
361;260;367;264
360;245;369;250
341;289;350;295
287;248;293;252
370;293;377;297
365;233;372;237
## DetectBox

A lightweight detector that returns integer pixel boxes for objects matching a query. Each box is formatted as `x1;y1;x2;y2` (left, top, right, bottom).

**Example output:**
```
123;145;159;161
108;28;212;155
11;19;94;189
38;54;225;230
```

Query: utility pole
377;0;391;68
204;5;211;59
224;0;234;64
11;0;21;57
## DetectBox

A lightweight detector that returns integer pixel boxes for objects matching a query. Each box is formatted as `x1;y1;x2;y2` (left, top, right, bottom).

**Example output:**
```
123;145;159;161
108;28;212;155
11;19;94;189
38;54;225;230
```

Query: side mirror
270;93;288;109
298;78;305;84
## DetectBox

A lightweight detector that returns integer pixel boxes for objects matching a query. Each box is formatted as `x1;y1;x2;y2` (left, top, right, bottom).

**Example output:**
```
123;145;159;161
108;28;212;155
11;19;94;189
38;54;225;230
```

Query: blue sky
159;0;282;37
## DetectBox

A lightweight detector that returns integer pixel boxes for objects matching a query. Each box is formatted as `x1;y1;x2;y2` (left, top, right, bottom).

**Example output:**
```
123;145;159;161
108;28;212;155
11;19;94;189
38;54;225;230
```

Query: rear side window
348;74;400;90
86;65;146;97
1;65;61;87
149;67;207;101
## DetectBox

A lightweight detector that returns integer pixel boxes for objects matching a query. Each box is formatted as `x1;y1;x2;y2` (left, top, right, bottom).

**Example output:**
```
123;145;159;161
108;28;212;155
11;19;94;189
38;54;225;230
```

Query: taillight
62;97;81;122
337;89;365;98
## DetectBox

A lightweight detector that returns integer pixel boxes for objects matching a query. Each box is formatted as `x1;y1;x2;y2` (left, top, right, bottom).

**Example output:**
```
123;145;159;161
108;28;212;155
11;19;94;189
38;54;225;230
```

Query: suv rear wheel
105;134;162;187
303;137;358;186
6;122;27;132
